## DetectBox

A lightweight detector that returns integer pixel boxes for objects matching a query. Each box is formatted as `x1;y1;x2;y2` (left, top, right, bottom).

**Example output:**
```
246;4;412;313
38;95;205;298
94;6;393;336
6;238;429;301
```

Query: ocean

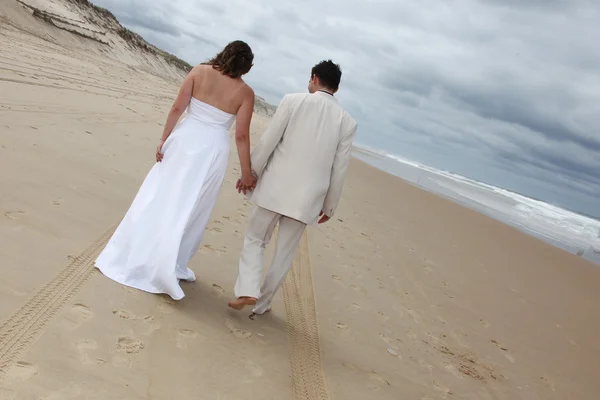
353;144;600;266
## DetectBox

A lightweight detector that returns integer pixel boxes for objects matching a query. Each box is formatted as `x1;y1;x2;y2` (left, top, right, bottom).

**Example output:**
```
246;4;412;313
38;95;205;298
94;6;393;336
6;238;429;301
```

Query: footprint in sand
387;348;401;357
113;310;161;334
443;362;464;379
4;210;25;220
407;309;422;323
394;306;405;319
419;359;434;371
211;284;225;296
379;333;398;349
63;304;93;329
225;318;252;339
540;376;556;392
490;339;509;352
350;284;366;295
368;371;390;390
331;275;345;287
217;246;228;255
178;328;198;339
503;352;515;363
405;242;417;252
139;315;161;336
377;311;390;323
113;309;136;320
76;339;104;365
200;244;217;254
223;216;241;227
243;361;264;383
3;361;37;382
348;302;365;313
158;297;176;314
459;363;486;381
480;319;491;328
341;361;359;371
116;336;144;354
336;323;348;329
406;331;419;343
175;328;199;349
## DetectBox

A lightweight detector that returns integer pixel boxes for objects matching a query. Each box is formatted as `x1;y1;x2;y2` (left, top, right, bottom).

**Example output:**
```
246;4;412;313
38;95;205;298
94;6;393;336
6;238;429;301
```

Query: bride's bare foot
228;297;257;310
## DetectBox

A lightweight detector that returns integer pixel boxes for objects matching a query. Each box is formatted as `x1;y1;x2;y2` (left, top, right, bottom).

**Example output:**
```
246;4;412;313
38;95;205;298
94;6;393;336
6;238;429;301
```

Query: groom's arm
322;122;358;217
250;95;293;177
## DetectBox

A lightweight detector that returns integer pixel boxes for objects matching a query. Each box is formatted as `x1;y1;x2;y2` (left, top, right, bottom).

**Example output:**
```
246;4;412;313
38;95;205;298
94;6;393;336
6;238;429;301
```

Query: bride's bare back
190;65;252;115
159;40;256;191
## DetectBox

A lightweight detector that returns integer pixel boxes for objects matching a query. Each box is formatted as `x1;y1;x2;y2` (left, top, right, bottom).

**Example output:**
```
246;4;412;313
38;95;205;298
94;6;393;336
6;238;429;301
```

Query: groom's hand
318;211;330;224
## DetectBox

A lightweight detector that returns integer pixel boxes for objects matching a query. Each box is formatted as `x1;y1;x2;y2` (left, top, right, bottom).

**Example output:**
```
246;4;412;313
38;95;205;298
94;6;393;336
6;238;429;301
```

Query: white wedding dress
96;98;235;300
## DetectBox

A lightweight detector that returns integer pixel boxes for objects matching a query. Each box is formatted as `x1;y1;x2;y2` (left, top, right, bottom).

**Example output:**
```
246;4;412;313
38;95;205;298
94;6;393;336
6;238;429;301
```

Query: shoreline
348;156;598;268
351;147;600;266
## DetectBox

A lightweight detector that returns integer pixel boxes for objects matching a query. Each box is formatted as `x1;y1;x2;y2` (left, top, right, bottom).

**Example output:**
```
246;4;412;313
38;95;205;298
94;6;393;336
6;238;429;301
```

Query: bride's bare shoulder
190;64;212;75
240;82;255;100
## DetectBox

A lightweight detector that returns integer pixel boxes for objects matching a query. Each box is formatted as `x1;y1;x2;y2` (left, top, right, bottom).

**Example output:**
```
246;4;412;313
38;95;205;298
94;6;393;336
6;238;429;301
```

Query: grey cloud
93;0;600;218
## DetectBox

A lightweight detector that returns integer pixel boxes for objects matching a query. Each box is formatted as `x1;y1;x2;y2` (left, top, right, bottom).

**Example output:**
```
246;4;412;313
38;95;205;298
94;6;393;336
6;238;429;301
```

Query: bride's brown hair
205;40;254;79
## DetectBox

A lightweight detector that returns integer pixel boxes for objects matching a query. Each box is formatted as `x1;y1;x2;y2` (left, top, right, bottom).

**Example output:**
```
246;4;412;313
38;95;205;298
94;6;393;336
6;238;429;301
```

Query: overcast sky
95;0;600;218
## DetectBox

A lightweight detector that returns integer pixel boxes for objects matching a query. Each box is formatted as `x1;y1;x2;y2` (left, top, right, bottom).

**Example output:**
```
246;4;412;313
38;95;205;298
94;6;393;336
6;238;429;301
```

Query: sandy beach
2;1;600;399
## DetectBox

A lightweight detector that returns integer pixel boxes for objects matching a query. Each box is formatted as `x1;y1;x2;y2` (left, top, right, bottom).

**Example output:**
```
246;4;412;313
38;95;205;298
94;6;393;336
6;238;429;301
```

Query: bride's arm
160;73;195;143
235;87;255;182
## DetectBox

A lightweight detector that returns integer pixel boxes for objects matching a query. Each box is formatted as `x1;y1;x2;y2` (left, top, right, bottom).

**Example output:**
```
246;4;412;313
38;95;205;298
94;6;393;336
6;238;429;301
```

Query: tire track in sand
0;226;329;399
0;226;115;379
283;232;331;400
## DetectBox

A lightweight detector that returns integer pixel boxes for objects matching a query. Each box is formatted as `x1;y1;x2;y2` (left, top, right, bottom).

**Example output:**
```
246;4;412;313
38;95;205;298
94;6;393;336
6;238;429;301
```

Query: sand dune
1;1;600;399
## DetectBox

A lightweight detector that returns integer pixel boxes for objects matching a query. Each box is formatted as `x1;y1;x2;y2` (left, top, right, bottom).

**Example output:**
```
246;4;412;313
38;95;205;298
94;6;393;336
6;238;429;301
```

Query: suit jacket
249;91;358;224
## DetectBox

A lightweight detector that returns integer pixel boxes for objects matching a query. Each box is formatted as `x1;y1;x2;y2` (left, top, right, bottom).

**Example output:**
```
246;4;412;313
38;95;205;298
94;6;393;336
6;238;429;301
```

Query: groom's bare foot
228;297;257;310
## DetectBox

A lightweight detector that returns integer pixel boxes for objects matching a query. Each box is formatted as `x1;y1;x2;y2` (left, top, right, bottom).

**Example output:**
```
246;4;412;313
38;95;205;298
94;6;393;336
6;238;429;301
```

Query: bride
96;41;257;300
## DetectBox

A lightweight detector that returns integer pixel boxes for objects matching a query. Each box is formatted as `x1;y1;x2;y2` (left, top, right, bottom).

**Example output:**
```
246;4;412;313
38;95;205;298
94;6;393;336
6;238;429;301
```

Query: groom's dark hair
311;60;342;91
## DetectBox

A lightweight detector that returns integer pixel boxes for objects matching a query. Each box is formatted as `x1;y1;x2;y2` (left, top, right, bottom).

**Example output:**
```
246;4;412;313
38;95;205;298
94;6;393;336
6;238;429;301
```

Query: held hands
236;171;257;195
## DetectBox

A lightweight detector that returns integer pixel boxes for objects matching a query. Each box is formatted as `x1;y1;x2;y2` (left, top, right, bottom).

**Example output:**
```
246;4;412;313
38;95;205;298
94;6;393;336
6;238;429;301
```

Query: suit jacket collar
314;91;338;102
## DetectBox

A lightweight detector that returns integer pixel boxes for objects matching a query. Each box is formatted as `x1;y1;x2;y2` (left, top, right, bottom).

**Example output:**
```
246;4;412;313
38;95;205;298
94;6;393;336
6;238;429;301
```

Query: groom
228;60;358;314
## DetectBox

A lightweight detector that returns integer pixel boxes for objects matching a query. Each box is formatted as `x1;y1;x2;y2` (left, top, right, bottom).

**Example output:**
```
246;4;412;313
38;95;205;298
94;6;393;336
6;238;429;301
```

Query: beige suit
250;91;358;223
235;91;357;313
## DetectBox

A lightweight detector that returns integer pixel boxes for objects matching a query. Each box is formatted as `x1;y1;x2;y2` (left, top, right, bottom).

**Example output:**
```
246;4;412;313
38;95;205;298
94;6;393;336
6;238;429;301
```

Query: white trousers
234;206;307;314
